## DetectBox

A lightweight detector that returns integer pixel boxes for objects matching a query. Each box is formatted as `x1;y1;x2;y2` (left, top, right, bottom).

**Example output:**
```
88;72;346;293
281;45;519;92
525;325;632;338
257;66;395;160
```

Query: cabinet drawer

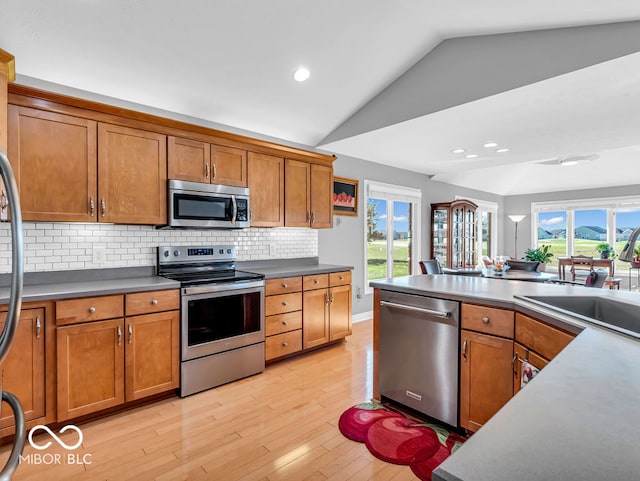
266;311;303;337
56;295;124;326
515;313;575;360
266;276;302;296
329;271;351;287
125;289;180;316
303;273;329;291
265;292;302;316
461;303;514;338
266;330;302;361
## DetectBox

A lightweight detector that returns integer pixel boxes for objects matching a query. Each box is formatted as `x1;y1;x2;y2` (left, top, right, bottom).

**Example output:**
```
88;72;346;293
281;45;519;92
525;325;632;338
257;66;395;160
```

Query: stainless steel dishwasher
379;290;460;427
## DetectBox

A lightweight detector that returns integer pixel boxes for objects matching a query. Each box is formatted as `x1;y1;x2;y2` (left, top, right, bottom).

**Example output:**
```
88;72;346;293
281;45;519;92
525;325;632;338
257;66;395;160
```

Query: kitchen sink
518;295;640;337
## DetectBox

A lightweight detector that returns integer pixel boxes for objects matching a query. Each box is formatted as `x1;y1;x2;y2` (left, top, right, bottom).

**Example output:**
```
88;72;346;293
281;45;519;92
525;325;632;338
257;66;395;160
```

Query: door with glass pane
430;200;477;268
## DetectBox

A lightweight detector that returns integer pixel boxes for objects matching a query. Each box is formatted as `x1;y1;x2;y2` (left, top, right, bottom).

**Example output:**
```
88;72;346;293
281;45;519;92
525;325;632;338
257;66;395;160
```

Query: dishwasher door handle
380;300;452;319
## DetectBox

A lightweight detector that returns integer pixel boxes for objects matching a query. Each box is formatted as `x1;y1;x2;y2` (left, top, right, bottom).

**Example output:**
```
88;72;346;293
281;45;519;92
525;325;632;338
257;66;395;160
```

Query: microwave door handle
231;195;237;225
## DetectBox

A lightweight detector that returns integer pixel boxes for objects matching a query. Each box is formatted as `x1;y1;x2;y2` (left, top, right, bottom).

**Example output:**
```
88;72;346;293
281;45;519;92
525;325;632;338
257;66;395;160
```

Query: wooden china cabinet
430;199;478;268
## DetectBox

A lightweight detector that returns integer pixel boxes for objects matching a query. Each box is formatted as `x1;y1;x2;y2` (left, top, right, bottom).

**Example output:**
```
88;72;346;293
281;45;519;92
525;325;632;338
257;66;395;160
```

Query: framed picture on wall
333;176;358;216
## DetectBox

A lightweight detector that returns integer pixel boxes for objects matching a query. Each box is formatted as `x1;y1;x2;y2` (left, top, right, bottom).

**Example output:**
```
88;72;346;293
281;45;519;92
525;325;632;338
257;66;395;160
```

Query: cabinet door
310;163;333;228
0;308;45;429
167;136;209;183
57;319;125;421
98;123;167;225
211;145;247;187
125;311;179;401
284;159;311;227
8;105;97;222
329;285;352;341
247;152;284;227
303;288;329;349
460;329;513;432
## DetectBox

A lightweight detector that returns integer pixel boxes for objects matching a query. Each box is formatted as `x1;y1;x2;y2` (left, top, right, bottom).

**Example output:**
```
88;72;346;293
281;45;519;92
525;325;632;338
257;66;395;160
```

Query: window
532;196;640;272
365;180;421;293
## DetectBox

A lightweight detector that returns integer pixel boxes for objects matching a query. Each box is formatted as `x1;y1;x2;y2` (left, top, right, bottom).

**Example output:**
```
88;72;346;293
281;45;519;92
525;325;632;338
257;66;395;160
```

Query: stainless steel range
157;245;265;397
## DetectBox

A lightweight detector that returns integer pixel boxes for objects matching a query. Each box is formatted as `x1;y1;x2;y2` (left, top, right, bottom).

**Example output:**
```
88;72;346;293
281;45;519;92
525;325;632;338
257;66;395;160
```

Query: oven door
181;282;264;361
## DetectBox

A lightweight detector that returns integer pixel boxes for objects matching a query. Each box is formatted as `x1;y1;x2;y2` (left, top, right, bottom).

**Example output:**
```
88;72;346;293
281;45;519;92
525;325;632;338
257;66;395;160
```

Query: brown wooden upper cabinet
8;105;167;225
284;159;332;228
98;123;167;225
247;152;285;227
167;136;247;187
8;105;97;222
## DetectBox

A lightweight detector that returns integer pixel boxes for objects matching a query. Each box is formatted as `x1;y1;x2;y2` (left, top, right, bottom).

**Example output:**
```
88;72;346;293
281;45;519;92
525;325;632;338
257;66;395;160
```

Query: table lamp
508;214;526;258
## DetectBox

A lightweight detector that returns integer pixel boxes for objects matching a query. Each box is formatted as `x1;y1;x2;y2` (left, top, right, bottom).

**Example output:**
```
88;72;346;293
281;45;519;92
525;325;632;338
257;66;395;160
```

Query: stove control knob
163;250;170;257
227;249;232;254
219;249;224;254
173;250;181;257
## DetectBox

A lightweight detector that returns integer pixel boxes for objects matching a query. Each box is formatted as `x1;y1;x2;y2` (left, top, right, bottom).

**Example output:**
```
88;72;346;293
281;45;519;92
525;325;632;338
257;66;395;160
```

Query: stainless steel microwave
167;179;250;229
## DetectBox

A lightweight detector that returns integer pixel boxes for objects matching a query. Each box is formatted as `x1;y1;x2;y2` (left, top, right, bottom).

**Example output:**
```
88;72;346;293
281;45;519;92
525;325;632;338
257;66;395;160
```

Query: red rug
338;402;465;481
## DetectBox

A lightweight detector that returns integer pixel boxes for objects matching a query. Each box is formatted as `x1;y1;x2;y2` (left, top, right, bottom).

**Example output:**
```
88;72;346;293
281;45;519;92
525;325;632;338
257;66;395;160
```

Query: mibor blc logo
20;425;92;465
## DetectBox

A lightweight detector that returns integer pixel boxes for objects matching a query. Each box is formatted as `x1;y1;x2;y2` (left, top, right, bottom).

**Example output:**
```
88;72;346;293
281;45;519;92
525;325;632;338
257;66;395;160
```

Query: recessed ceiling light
496;148;510;153
560;159;578;166
483;142;498;148
293;67;310;82
451;148;466;154
465;154;478;159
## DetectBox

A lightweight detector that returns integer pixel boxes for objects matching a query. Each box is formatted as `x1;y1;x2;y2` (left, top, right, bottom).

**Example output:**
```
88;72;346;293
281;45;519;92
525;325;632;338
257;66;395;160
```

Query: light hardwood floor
2;319;419;480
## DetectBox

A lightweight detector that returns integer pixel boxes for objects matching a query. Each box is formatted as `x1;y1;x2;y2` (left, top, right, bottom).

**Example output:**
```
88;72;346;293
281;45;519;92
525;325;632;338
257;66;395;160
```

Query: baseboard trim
352;311;373;323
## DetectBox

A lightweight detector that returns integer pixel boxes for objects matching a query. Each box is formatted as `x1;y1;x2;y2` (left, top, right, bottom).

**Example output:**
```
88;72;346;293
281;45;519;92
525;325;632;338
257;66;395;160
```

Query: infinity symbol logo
28;425;84;451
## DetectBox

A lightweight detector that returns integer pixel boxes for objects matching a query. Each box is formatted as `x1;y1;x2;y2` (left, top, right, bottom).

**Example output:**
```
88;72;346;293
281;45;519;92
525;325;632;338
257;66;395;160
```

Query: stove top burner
162;269;264;287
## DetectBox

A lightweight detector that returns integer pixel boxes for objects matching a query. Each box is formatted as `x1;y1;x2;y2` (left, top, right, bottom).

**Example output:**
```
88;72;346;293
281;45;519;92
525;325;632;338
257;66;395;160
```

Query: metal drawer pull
282;301;288;306
100;197;106;217
89;197;95;217
35;316;41;340
339;276;344;280
205;163;210;180
128;324;133;344
212;163;217;180
151;299;158;305
463;338;468;360
379;300;451;319
282;342;288;347
282;321;288;325
89;307;96;313
481;317;490;324
117;325;122;346
314;279;319;284
330;292;335;303
282;283;288;288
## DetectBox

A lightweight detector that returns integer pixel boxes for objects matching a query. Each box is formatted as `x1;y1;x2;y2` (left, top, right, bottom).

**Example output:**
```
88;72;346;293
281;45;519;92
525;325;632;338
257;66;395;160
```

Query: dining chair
419;259;442;274
505;259;540;272
570;255;594;281
548;269;608;288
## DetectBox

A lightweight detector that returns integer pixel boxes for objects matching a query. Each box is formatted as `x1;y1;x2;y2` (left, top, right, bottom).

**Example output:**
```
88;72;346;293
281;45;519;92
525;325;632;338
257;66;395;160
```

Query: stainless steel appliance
157;245;265;397
167;179;250;229
0;148;26;478
378;290;460;427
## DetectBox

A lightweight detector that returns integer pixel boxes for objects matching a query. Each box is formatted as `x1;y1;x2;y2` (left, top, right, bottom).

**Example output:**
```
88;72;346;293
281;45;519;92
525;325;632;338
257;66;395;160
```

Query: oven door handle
231;195;237;225
182;280;265;296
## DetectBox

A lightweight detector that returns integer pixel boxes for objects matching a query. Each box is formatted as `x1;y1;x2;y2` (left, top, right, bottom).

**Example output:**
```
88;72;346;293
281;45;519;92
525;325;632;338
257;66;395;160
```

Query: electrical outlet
93;245;107;265
356;287;362;301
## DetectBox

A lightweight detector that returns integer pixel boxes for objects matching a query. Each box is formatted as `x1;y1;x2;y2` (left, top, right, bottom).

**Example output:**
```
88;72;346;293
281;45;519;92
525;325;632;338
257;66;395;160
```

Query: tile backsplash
0;223;318;273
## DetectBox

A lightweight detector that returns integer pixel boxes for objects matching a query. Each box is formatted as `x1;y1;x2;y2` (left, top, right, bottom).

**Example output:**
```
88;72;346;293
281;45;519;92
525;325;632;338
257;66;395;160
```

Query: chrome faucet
619;226;640;262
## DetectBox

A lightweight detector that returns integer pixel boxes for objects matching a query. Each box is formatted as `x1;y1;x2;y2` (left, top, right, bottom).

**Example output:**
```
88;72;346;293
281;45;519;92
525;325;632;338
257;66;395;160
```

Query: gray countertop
242;262;353;279
370;275;640;481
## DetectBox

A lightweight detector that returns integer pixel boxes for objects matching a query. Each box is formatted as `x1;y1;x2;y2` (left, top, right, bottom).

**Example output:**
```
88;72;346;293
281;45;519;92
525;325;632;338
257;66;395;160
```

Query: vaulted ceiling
2;1;640;195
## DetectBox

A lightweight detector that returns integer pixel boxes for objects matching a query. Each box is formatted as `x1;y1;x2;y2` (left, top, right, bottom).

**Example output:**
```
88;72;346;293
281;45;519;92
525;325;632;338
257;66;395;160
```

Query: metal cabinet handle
314;279;320;284
117;325;122;346
282;320;288;325
205;162;210;180
310;211;315;226
231;195;237;225
282;342;288;347
282;301;288;306
89;307;96;313
151;299;158;305
282;283;288;288
89;197;95;217
330;291;335;303
481;317;490;324
325;292;330;304
128;323;133;344
35;316;41;340
100;197;106;218
212;163;217;181
339;276;344;281
462;338;468;360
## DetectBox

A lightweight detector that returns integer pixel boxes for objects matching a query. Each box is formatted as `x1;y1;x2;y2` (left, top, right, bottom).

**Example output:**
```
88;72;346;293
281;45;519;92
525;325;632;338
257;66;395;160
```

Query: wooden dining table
557;257;615;280
482;270;558;282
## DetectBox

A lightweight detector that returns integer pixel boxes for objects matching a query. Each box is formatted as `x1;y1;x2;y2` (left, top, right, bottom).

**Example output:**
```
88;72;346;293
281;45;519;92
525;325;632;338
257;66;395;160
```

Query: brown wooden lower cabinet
0;308;45;429
303;288;330;349
125;311;180;401
57;318;125;421
459;329;514;432
329;284;352;341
